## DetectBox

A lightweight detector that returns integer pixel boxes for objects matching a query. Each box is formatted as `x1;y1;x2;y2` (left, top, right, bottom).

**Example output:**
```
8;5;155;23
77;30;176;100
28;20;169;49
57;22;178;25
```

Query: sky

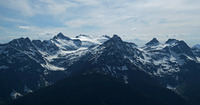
0;0;200;46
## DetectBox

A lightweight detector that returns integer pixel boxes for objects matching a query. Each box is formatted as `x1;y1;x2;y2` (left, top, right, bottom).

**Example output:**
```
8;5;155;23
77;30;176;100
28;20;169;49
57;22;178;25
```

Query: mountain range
0;33;200;105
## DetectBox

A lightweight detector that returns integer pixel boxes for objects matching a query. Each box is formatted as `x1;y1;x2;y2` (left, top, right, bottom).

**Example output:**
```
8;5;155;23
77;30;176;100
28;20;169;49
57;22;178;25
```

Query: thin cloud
0;16;26;23
0;0;200;46
18;26;31;30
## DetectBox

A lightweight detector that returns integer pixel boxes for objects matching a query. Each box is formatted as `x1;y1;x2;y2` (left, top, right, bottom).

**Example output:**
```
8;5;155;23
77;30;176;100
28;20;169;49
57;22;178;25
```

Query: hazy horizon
0;0;200;46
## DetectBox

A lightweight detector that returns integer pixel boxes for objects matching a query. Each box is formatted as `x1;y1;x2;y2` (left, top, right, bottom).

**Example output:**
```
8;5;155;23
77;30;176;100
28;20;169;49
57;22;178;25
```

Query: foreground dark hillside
8;71;189;105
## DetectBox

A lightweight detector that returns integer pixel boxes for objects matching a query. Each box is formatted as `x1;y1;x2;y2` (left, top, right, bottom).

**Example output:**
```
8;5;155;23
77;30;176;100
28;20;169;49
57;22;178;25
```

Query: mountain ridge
0;33;200;105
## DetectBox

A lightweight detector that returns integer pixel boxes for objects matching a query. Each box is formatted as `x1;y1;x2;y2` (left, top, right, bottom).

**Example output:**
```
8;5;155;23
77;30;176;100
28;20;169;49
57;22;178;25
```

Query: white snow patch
45;54;58;62
153;57;168;66
156;69;164;77
152;44;168;50
169;50;185;65
10;90;22;99
170;55;177;63
44;70;49;75
52;38;79;50
197;57;200;63
24;85;33;93
166;84;179;93
45;81;50;86
186;55;195;61
41;63;65;71
38;49;49;56
167;84;175;90
72;36;100;44
124;75;128;84
155;67;180;76
45;47;88;62
59;47;88;55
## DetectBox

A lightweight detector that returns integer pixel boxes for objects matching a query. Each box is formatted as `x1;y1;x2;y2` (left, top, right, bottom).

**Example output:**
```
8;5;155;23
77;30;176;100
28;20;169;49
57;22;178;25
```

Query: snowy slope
137;39;198;77
35;33;110;71
1;33;200;103
72;34;110;47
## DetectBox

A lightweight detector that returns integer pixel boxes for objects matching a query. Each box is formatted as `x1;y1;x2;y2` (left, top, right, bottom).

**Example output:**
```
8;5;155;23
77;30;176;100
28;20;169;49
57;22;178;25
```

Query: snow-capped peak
145;38;159;46
51;33;82;51
53;32;70;40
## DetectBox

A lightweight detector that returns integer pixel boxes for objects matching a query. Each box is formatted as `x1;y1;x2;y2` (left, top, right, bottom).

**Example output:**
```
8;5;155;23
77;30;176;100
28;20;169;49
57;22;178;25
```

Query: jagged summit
100;35;124;48
8;37;34;49
53;32;70;40
172;40;195;57
9;37;31;43
165;39;178;44
145;38;159;46
108;34;123;42
102;35;138;49
162;38;194;56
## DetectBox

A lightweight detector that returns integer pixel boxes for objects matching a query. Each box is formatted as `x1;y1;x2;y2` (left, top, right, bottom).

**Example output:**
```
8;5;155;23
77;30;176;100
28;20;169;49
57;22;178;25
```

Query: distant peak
101;35;110;39
25;37;30;40
112;34;121;39
108;34;122;42
103;34;123;45
57;32;64;36
145;38;159;46
18;37;31;41
165;39;178;44
152;38;158;40
56;32;67;38
192;44;200;49
53;32;70;40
